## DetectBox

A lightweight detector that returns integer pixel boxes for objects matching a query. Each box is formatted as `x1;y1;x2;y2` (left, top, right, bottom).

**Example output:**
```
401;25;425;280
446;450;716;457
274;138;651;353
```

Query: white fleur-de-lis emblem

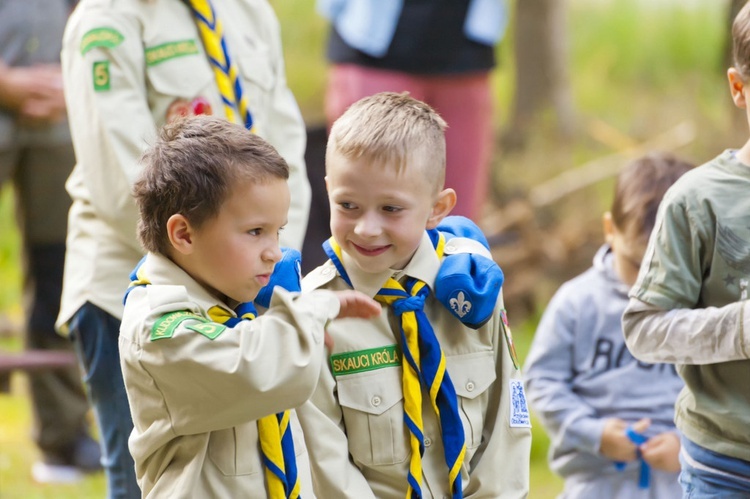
449;291;472;318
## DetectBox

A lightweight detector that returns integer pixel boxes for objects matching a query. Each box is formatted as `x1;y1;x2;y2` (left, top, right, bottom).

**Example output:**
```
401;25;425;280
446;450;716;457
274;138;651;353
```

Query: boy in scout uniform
58;0;311;496
120;115;380;498
298;92;532;498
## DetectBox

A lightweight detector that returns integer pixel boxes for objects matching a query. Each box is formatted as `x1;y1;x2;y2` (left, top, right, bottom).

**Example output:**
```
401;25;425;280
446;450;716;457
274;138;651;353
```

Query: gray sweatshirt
524;245;683;481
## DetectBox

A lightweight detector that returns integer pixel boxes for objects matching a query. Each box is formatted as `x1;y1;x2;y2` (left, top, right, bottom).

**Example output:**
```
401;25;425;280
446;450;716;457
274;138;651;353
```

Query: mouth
351;242;391;257
256;274;271;286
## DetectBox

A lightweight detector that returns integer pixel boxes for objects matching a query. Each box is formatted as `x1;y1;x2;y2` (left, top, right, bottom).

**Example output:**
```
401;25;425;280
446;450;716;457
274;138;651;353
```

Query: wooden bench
0;350;77;393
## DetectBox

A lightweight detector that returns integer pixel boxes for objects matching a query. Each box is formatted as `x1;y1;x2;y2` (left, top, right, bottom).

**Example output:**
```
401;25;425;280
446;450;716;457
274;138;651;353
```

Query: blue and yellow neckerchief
125;261;300;499
322;236;466;499
183;0;255;131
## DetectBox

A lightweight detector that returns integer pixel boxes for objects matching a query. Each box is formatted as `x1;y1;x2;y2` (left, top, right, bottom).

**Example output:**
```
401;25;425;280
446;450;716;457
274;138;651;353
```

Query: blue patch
509;380;531;428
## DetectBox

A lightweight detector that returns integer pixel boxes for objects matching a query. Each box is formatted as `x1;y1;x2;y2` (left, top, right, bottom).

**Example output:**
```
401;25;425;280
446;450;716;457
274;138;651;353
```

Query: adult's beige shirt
299;233;531;498
57;0;310;329
119;252;340;497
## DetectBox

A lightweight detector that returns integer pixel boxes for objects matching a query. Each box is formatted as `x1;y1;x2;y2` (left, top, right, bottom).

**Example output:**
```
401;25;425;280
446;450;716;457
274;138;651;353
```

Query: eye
247;228;261;236
382;205;402;213
339;202;357;210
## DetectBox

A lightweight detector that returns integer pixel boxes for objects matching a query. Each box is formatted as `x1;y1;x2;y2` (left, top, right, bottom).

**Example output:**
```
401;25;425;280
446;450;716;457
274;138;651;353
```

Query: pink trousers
325;64;495;221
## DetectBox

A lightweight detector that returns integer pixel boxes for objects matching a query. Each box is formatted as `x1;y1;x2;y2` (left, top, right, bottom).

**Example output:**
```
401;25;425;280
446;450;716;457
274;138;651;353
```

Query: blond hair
327;92;447;190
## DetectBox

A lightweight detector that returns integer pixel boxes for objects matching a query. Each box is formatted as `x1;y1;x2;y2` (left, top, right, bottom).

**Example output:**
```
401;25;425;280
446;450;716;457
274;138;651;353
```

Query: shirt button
424;437;432;447
466;381;475;392
371;396;381;407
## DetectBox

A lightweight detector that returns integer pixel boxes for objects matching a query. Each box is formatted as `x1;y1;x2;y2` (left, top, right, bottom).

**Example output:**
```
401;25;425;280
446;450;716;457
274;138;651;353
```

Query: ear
602;211;615;244
167;214;194;255
728;68;747;108
426;188;457;229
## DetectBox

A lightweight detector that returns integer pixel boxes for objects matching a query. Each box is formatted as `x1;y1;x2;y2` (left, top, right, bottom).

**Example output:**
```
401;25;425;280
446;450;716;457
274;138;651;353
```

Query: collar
141;252;239;318
340;232;441;298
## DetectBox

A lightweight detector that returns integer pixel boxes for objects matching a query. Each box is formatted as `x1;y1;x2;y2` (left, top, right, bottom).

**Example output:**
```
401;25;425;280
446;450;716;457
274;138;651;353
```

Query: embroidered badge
509;379;532;428
92;61;110;92
186;322;227;340
151;311;206;341
81;27;124;55
500;309;520;370
166;97;213;123
330;345;401;377
145;39;200;66
449;290;472;318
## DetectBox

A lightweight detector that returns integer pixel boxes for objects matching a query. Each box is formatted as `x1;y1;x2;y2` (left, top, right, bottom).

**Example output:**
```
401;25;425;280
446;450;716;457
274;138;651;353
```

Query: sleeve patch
500;309;519;370
186;322;227;340
81;27;124;55
150;311;206;341
93;61;110;92
509;380;532;428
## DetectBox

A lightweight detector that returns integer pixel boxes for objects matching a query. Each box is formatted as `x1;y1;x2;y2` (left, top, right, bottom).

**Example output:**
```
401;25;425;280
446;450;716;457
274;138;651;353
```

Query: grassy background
0;0;736;496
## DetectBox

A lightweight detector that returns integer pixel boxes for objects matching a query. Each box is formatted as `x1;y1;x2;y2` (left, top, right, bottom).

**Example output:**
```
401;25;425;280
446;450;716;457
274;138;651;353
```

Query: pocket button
371;395;381;407
466;381;475;392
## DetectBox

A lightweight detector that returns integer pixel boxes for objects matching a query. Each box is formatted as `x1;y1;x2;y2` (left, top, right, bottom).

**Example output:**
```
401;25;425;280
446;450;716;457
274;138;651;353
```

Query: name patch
145;40;200;66
150;311;206;341
331;345;401;377
81;28;124;55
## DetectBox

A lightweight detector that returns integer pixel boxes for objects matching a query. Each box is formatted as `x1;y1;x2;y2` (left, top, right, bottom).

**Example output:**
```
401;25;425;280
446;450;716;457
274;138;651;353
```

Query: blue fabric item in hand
432;216;503;329
254;247;302;309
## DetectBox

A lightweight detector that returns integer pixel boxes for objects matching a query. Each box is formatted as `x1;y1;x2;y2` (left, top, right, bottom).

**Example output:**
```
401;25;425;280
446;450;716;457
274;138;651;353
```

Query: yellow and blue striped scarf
183;0;255;131
126;261;300;499
322;237;466;499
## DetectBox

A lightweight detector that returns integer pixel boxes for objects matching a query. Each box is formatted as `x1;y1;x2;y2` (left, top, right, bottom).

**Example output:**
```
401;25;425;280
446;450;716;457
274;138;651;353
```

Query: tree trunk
504;0;574;150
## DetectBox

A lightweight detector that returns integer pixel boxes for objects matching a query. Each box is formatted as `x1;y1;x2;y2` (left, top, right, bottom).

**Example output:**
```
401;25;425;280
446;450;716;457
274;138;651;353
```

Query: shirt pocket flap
337;367;403;416
237;51;274;92
146;55;213;98
447;351;496;400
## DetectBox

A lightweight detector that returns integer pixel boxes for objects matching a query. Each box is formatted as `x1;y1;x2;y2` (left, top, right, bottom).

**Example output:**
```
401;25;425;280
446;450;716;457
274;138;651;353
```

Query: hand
599;417;650;462
0;64;66;124
640;431;681;472
332;290;381;320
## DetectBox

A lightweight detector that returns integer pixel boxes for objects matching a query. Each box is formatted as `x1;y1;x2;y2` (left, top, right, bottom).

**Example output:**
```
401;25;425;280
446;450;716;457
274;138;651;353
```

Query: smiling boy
298;92;531;498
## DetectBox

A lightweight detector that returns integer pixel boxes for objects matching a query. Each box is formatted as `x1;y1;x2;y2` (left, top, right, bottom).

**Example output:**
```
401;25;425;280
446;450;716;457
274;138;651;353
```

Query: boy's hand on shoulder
599;418;650;462
640;431;680;473
332;290;381;320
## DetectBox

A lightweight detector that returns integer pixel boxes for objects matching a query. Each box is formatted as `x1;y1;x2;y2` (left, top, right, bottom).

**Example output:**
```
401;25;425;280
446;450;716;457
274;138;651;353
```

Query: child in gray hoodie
524;152;692;498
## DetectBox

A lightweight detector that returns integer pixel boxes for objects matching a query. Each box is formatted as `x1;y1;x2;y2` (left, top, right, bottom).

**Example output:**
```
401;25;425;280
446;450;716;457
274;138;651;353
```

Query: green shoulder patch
330;345;401;377
186;322;227;340
145;39;200;66
92;61;110;92
500;309;519;370
81;27;124;55
151;311;206;341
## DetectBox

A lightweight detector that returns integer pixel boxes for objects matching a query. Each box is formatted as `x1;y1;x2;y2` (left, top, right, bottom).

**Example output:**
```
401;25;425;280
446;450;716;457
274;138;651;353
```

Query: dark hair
733;1;750;78
611;152;693;245
133;115;289;255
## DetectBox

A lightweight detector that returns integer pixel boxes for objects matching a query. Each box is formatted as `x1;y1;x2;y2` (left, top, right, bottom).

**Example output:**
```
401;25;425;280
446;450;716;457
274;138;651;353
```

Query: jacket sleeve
524;286;605;457
296;370;377;497
133;289;339;435
463;294;531;498
623;188;750;364
61;7;155;253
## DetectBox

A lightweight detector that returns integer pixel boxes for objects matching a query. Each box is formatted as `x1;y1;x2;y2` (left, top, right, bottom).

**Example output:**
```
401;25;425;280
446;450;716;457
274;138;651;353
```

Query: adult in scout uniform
0;0;101;483
58;1;311;497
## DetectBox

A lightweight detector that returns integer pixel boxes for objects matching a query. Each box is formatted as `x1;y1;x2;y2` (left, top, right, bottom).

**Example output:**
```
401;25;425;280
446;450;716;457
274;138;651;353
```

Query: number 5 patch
93;60;110;92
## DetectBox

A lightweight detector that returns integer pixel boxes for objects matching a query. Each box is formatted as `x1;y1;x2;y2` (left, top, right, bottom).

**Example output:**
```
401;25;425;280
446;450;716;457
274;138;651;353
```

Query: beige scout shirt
57;0;310;329
119;252;340;498
298;233;531;498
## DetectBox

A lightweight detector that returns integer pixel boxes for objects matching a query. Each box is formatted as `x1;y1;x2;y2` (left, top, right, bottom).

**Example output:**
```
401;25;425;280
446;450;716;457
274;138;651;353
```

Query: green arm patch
330;345;401;377
186;322;227;340
145;39;200;66
150;311;206;341
92;61;110;92
81;27;124;55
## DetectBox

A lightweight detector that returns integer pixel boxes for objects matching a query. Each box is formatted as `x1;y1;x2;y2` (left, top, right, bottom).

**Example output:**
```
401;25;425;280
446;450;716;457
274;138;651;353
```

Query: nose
262;243;283;264
354;211;382;238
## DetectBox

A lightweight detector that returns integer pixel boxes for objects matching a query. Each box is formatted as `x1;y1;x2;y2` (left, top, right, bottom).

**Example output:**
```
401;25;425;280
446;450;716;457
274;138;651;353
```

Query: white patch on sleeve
509;380;532;428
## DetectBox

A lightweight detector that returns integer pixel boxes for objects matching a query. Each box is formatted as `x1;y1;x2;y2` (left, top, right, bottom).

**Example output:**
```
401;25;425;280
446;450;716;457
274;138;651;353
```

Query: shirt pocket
447;351;497;449
235;49;275;127
207;422;262;476
145;54;213;125
337;367;409;466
